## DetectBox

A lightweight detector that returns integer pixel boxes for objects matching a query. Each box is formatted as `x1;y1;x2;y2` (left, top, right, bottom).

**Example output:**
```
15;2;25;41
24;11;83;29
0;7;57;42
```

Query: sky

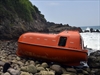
29;0;100;27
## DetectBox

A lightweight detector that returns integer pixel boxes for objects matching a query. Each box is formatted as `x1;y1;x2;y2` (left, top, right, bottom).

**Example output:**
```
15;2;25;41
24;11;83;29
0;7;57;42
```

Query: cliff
0;0;82;40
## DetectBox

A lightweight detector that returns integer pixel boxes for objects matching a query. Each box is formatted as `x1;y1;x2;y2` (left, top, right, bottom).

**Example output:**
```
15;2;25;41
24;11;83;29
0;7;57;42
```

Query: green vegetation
0;0;44;21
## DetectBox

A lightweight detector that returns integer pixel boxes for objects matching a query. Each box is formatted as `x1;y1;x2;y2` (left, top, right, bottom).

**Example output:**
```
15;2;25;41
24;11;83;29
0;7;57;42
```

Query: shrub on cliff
0;0;43;21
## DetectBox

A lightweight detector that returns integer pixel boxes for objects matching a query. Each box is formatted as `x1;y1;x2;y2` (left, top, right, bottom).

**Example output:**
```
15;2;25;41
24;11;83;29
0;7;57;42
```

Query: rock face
47;22;82;33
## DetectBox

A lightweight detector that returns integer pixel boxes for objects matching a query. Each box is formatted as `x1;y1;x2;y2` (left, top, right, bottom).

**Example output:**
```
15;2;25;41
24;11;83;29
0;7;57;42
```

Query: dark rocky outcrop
87;50;100;75
47;22;82;33
88;50;100;68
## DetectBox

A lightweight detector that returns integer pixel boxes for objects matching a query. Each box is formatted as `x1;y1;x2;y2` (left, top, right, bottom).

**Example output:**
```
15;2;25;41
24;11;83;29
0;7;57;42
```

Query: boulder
88;50;100;68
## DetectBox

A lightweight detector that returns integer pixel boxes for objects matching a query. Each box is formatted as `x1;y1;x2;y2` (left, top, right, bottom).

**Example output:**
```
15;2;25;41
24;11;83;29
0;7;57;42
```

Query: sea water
80;25;100;51
80;32;100;50
80;25;100;31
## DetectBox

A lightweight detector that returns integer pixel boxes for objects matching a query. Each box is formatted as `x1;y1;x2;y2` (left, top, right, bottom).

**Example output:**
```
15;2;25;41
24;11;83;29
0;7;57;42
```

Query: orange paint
16;31;88;66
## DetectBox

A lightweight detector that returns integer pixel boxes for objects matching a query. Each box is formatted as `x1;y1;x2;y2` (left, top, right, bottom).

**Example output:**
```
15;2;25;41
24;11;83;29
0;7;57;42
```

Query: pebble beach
0;40;100;75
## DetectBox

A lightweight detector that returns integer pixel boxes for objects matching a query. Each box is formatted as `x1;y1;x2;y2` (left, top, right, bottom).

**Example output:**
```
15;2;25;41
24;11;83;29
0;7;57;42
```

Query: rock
39;70;55;75
16;57;21;61
66;68;77;73
29;60;35;65
20;72;30;75
27;64;37;74
61;72;77;75
36;64;41;67
4;72;10;75
17;61;24;67
8;68;21;75
0;61;5;66
88;51;100;68
76;69;83;73
41;62;48;68
95;69;100;75
83;70;89;75
21;66;28;72
90;50;100;56
21;65;37;74
50;64;63;75
37;67;45;72
0;66;3;71
25;61;29;66
61;68;67;74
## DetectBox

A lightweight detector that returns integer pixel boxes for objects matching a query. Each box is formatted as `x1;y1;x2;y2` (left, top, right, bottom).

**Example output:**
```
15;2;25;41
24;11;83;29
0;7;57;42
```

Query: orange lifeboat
16;31;88;66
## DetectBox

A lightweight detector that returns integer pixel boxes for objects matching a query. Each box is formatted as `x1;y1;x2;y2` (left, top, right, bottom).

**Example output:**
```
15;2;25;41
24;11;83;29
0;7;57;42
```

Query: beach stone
83;70;89;75
12;60;18;64
8;68;21;75
17;61;24;67
21;65;37;74
61;74;72;75
41;62;48;68
66;68;77;73
0;66;3;71
76;69;83;73
0;61;5;66
61;72;77;75
27;64;37;73
21;66;28;72
0;72;3;75
78;73;84;75
29;60;35;65
37;67;45;72
39;70;55;75
50;64;63;75
16;57;21;61
20;72;30;75
12;64;20;70
61;68;67;74
4;72;10;75
95;69;100;75
25;61;29;66
91;68;100;75
36;64;41;67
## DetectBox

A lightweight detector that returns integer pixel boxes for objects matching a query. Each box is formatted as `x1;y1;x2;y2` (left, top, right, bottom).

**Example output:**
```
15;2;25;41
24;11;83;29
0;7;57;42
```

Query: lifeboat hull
17;42;87;66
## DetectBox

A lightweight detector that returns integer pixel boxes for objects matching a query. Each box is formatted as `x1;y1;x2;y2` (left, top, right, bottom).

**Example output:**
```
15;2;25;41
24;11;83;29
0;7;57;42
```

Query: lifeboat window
58;37;67;46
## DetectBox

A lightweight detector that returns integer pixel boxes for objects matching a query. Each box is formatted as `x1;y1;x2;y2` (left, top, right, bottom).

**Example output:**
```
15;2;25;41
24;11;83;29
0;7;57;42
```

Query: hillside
0;0;82;40
0;0;48;39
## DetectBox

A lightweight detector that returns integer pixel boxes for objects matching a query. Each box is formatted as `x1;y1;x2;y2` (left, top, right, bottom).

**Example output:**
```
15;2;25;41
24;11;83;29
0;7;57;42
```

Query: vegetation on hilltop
0;0;44;21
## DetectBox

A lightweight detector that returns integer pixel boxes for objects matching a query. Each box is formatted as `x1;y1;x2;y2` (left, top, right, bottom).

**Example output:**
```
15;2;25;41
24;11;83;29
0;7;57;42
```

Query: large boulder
88;50;100;68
